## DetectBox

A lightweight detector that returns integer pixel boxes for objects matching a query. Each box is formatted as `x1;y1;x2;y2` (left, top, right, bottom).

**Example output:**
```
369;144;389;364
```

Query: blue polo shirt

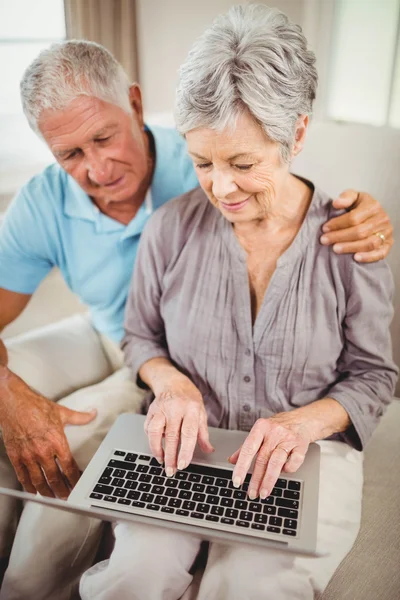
0;126;198;342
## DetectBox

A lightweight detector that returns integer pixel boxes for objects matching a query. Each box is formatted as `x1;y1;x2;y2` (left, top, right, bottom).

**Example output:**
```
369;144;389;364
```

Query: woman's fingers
146;411;166;465
197;413;214;454
163;414;183;476
231;426;264;487
177;409;201;470
282;447;307;473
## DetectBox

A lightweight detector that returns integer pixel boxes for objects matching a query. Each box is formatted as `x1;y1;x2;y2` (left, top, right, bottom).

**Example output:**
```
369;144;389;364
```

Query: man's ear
129;83;144;129
291;114;309;158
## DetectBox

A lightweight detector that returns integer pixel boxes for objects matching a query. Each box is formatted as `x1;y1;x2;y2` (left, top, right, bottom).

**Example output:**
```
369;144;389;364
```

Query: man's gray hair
20;40;132;134
175;4;318;163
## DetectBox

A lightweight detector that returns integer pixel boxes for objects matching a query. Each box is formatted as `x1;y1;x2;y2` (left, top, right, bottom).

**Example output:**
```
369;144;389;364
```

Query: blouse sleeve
328;259;398;450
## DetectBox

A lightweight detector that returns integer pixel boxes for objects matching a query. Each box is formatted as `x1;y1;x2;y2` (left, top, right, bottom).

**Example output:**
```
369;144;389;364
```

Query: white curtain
64;0;139;81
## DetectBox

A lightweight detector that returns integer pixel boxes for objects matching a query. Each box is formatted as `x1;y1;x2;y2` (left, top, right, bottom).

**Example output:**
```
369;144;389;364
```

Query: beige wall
136;0;306;117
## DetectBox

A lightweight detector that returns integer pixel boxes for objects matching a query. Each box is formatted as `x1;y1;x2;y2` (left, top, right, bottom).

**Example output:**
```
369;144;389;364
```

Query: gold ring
374;232;386;246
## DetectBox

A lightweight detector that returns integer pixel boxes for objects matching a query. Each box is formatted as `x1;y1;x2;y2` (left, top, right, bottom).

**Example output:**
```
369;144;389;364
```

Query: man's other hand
320;190;393;263
0;372;96;499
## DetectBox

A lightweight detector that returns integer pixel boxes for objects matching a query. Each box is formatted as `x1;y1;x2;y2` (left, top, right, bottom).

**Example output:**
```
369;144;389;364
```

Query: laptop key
278;508;298;519
136;465;149;473
211;506;224;516
114;469;126;478
206;495;219;505
126;472;139;481
254;514;268;524
275;479;287;489
233;490;246;500
112;478;125;487
131;501;145;508
182;501;196;511
206;486;218;495
153;476;165;485
236;521;250;528
168;498;182;508
234;500;247;510
94;484;113;495
140;493;154;503
150;457;161;467
89;493;103;500
102;467;113;478
179;491;192;501
284;519;298;530
271;488;282;497
221;517;234;525
165;488;178;497
103;495;117;503
269;517;283;527
206;515;219;522
224;509;238;519
165;480;179;488
202;476;214;485
282;529;296;537
99;476;112;485
215;478;228;487
147;504;160;511
239;511;253;521
276;498;299;510
192;493;206;503
176;509;189;517
117;498;131;505
124;481;138;490
138;483;151;492
220;488;233;498
220;498;234;508
196;504;210;514
249;503;261;513
263;506;277;515
191;513;204;520
152;485;164;495
108;460;136;471
188;474;201;483
288;481;301;491
125;453;137;463
178;481;191;490
127;491;140;500
192;483;205;493
138;474;152;483
284;490;300;500
161;506;174;513
150;466;162;475
114;450;126;457
154;495;168;506
113;488;127;498
252;523;265;531
261;496;274;505
267;526;281;534
139;455;150;461
175;472;188;480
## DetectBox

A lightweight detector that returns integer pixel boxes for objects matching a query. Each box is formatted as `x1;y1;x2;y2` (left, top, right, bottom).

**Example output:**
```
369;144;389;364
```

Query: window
327;0;400;127
0;0;65;184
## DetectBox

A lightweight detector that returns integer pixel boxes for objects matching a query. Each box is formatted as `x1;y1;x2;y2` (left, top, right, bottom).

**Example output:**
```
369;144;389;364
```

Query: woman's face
186;111;301;224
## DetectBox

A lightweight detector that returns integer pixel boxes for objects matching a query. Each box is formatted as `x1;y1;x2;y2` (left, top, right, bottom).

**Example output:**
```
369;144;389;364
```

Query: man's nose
212;170;237;199
86;153;112;186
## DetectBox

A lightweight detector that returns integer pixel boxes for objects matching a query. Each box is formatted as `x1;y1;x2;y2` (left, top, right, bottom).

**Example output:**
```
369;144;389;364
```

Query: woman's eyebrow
188;151;255;161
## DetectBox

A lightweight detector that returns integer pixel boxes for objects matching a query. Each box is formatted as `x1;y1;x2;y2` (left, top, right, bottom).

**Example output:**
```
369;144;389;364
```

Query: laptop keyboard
89;450;302;539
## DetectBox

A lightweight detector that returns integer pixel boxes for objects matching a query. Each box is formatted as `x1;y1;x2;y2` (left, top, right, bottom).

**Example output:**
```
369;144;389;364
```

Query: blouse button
243;375;251;383
243;404;251;412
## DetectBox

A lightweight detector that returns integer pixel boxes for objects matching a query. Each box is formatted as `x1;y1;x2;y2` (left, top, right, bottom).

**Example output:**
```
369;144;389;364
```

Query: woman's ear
292;114;309;158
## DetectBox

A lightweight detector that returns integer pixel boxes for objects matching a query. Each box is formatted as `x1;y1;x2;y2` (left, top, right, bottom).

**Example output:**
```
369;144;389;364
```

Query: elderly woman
80;5;397;600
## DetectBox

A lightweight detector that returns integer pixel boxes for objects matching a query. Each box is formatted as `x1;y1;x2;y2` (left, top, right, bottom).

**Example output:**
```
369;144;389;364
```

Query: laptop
0;413;321;556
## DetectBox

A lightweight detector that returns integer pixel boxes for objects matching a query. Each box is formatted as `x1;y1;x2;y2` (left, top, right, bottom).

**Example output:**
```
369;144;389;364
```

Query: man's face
38;87;149;206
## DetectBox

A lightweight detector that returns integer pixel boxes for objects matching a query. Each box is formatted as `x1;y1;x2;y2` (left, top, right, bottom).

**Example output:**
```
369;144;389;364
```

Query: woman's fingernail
249;489;257;500
233;477;241;488
166;467;174;477
320;235;329;244
355;253;363;262
260;488;269;499
156;457;163;465
333;244;343;253
178;460;186;470
322;225;330;233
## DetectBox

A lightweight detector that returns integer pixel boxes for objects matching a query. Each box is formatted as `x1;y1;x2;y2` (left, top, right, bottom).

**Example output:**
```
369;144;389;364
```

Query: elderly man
0;40;394;599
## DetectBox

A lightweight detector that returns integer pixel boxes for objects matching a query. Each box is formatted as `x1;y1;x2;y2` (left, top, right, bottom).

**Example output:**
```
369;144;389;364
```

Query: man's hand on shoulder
320;189;393;263
0;371;96;499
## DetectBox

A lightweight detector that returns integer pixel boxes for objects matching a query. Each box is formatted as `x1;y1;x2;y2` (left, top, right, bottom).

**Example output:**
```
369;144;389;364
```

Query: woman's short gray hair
175;4;318;163
20;40;132;134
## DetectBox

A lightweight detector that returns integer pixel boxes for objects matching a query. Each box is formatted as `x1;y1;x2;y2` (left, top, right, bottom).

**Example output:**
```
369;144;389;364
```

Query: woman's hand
321;190;393;263
228;412;313;500
144;375;214;476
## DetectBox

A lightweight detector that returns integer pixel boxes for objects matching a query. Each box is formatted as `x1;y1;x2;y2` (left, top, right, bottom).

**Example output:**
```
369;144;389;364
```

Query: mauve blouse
122;184;398;450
